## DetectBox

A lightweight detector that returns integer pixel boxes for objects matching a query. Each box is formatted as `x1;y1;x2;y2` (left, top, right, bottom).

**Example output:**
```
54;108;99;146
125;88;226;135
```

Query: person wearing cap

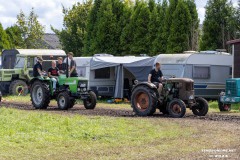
68;52;78;77
57;57;66;74
33;57;44;77
148;62;163;95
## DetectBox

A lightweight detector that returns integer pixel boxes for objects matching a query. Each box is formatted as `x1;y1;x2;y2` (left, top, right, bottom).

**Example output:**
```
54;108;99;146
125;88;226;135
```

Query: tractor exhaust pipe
66;55;69;78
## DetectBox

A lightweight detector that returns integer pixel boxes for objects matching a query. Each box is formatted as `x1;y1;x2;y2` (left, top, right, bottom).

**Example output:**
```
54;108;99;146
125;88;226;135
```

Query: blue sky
0;0;238;33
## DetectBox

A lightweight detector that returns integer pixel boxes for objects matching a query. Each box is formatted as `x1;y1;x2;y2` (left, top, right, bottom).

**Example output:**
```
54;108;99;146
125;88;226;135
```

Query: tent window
95;67;110;79
193;66;210;79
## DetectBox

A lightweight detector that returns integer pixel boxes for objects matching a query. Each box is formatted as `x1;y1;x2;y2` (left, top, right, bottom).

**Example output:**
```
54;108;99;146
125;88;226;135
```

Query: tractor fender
132;82;158;92
29;77;50;87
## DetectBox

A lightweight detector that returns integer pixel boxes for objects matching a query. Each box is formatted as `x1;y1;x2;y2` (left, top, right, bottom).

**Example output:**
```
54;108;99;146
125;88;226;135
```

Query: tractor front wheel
167;99;186;118
218;98;231;111
131;85;157;116
30;81;50;109
83;91;97;109
57;91;71;110
192;97;209;116
9;80;28;96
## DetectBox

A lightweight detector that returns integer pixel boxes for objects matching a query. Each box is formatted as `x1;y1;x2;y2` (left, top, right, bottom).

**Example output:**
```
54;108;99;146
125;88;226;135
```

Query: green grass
0;107;239;160
0;107;194;159
1;95;240;159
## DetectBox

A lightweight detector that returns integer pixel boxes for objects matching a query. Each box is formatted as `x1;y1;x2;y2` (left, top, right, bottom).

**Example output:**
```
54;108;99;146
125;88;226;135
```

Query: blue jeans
51;78;57;90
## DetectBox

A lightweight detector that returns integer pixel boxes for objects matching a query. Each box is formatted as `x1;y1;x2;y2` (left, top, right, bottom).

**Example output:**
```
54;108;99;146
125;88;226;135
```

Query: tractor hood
165;78;194;83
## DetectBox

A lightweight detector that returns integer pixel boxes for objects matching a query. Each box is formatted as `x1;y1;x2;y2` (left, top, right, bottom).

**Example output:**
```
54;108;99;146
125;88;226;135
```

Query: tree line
0;0;239;56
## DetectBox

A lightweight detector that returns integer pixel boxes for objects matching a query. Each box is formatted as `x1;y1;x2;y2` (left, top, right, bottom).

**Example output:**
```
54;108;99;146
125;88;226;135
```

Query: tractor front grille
225;79;240;96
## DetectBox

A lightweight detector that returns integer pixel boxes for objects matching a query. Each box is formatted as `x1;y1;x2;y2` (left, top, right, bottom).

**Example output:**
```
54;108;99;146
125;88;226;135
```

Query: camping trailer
74;56;155;98
155;52;233;99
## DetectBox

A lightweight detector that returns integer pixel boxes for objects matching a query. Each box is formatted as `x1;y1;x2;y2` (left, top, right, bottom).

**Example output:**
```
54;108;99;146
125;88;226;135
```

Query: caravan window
77;67;86;77
95;67;110;79
193;66;210;79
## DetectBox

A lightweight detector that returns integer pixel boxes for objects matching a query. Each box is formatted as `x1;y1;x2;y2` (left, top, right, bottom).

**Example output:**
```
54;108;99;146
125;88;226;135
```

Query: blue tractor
218;78;240;111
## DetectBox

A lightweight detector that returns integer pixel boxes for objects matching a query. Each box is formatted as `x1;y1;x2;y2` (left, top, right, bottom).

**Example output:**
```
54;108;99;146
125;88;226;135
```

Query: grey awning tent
90;56;155;98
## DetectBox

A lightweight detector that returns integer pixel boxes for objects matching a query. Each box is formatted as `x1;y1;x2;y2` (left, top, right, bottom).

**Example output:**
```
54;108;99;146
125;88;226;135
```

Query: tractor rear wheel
131;85;157;116
57;91;70;110
218;98;231;111
192;97;209;116
167;99;186;118
9;80;28;96
30;81;50;109
84;91;97;109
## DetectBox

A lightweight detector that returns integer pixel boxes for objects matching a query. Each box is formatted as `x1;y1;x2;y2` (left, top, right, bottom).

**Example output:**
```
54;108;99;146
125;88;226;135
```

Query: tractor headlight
80;83;87;88
189;95;194;100
78;88;81;92
83;88;87;92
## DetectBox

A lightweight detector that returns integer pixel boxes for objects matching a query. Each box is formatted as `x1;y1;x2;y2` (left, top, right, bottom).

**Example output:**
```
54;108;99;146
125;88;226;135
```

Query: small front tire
218;96;231;111
192;97;209;116
83;91;97;109
167;99;186;118
57;91;70;110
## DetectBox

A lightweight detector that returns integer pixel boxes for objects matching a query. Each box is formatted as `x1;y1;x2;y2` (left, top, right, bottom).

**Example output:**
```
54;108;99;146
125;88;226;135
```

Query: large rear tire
30;81;50;109
218;97;231;111
192;97;209;116
83;91;97;109
131;85;157;116
57;91;70;110
167;99;186;118
9;80;28;96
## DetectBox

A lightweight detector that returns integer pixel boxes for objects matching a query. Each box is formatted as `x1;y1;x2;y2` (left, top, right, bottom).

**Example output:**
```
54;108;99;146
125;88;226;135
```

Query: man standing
48;61;59;92
68;52;78;77
148;62;163;95
33;57;44;77
57;57;66;74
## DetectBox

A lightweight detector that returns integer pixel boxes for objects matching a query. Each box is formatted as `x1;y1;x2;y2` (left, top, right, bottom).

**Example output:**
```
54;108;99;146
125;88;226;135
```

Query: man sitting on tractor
48;61;59;92
57;57;67;74
148;62;163;95
33;57;45;77
68;52;78;77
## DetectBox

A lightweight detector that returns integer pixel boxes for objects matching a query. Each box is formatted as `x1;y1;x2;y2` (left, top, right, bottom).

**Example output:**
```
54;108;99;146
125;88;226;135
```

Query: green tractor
218;78;240;111
0;49;66;95
30;62;97;110
131;78;209;118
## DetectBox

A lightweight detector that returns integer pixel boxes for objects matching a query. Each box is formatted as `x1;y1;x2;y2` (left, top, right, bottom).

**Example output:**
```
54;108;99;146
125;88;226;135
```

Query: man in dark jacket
33;57;44;77
148;62;163;95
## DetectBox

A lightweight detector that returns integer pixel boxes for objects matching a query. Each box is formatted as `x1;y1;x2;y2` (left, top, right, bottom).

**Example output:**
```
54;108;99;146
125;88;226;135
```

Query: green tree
16;8;45;49
200;0;237;50
130;0;150;55
162;0;178;53
52;1;93;56
84;0;102;55
152;0;168;54
147;0;159;55
184;0;199;50
93;0;117;54
0;23;11;51
167;0;191;53
119;0;133;55
5;25;24;48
